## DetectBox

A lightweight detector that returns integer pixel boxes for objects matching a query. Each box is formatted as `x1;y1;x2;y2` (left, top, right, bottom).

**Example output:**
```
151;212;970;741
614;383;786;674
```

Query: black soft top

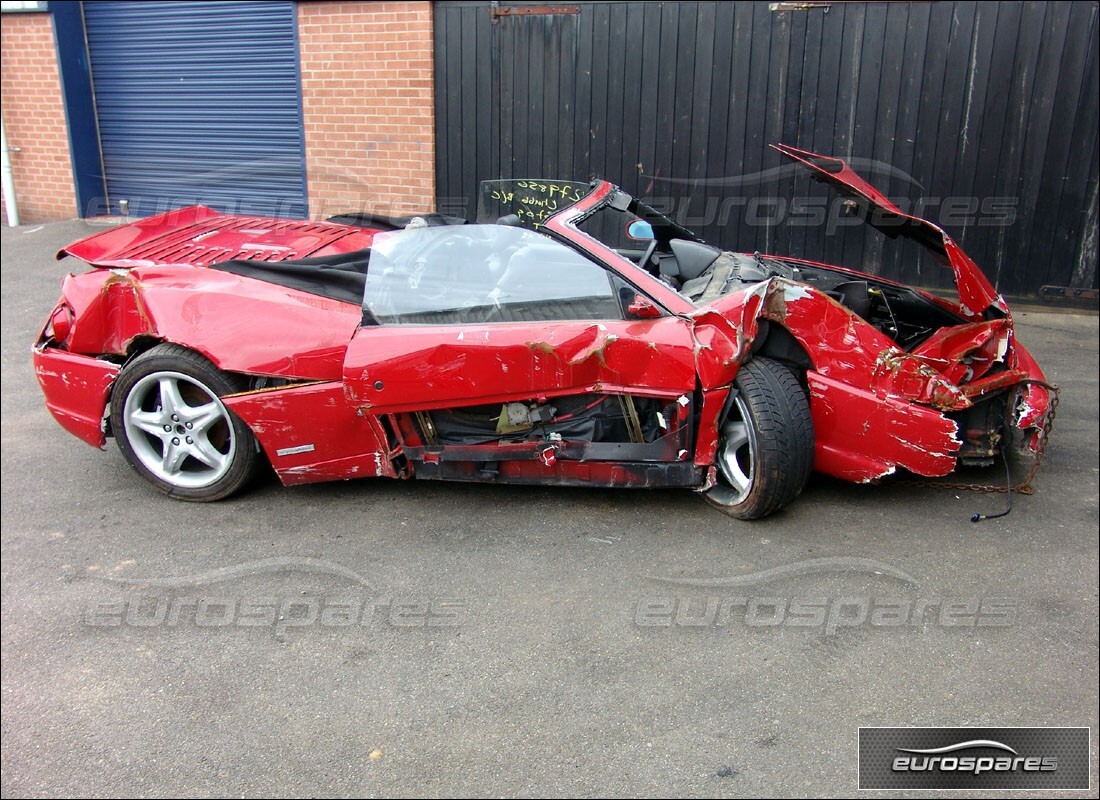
211;248;371;306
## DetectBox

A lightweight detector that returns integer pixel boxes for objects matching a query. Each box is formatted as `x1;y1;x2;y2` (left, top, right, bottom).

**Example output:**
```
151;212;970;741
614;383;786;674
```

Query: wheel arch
749;319;814;387
108;336;264;434
124;334;166;363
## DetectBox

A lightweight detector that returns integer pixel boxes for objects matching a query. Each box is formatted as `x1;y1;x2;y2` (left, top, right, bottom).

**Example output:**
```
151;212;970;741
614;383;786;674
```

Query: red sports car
33;145;1055;518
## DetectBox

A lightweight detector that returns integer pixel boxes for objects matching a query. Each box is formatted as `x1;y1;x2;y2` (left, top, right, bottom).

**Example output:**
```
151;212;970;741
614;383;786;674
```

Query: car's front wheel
110;343;259;501
704;356;814;520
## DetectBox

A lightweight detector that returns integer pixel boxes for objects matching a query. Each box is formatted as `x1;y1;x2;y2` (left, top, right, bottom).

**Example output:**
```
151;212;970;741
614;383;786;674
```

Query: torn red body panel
343;318;697;413
808;371;961;481
223;382;396;485
1010;346;1053;434
703;278;970;410
770;144;1008;317
33;344;119;448
909;319;1011;384
33;144;1055;518
57;266;362;380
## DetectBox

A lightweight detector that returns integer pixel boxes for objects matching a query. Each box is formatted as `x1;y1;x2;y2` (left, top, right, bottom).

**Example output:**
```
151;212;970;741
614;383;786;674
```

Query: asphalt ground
2;219;1097;798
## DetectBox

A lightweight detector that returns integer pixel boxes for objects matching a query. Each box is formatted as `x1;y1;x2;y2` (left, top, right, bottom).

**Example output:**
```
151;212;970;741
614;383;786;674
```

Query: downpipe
1;114;20;227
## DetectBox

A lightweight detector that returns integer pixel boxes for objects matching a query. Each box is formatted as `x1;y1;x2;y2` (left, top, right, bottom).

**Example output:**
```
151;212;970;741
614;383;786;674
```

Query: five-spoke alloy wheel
110;344;259;501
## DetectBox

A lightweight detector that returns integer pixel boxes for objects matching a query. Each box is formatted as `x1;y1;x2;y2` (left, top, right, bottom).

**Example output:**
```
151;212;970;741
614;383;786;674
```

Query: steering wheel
638;237;659;276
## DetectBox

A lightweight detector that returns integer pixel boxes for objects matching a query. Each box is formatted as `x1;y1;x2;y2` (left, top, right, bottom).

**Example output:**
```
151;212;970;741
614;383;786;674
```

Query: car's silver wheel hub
714;395;755;505
122;371;235;489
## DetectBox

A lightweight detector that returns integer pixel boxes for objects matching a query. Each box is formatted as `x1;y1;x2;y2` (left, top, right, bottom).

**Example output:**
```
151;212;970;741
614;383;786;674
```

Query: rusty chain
894;381;1060;496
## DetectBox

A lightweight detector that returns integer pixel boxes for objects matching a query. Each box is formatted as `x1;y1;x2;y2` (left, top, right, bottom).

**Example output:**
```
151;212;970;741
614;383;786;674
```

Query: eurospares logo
894;739;1056;775
858;727;1090;790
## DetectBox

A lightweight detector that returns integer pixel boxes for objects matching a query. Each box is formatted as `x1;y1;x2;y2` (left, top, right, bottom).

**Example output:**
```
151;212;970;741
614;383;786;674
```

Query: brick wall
298;1;436;219
1;12;76;223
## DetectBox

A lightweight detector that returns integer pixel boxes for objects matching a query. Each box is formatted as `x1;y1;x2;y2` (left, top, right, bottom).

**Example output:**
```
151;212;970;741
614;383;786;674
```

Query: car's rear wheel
110;343;259;501
704;356;814;520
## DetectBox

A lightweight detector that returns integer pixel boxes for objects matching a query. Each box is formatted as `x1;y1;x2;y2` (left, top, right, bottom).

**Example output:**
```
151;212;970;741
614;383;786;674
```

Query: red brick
0;14;76;223
299;1;435;217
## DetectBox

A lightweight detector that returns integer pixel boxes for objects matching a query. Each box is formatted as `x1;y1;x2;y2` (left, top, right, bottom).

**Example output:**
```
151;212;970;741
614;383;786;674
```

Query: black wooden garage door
434;1;1099;299
83;0;308;218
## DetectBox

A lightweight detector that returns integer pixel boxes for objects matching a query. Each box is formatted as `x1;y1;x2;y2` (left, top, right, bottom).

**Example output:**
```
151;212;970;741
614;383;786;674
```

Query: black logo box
858;727;1091;791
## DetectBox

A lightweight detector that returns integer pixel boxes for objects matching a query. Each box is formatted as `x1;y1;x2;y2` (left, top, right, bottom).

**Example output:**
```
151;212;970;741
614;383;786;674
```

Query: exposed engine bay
677;248;967;351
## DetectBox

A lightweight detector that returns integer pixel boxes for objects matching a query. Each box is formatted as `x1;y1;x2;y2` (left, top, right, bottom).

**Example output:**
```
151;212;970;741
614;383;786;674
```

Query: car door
342;224;697;414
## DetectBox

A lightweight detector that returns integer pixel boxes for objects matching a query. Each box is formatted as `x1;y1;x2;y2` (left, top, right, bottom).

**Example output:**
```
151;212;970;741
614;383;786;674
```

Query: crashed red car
34;144;1055;519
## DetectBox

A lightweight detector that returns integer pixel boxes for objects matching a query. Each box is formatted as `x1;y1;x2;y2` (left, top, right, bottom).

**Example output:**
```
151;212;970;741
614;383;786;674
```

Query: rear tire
110;343;259;501
704;357;815;520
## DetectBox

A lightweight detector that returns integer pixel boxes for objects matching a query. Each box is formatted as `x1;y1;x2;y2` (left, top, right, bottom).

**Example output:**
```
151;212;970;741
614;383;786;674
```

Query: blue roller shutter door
83;0;308;218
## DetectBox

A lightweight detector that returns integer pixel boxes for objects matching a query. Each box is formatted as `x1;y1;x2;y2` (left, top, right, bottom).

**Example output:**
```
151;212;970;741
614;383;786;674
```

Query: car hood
772;144;1007;318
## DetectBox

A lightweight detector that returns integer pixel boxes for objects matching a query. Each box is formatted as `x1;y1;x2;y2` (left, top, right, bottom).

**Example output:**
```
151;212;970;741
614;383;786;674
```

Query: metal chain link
895;381;1060;495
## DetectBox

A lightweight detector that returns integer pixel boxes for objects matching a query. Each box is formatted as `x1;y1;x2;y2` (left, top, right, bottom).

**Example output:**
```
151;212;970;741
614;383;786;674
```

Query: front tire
704;356;814;519
110;344;259;501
